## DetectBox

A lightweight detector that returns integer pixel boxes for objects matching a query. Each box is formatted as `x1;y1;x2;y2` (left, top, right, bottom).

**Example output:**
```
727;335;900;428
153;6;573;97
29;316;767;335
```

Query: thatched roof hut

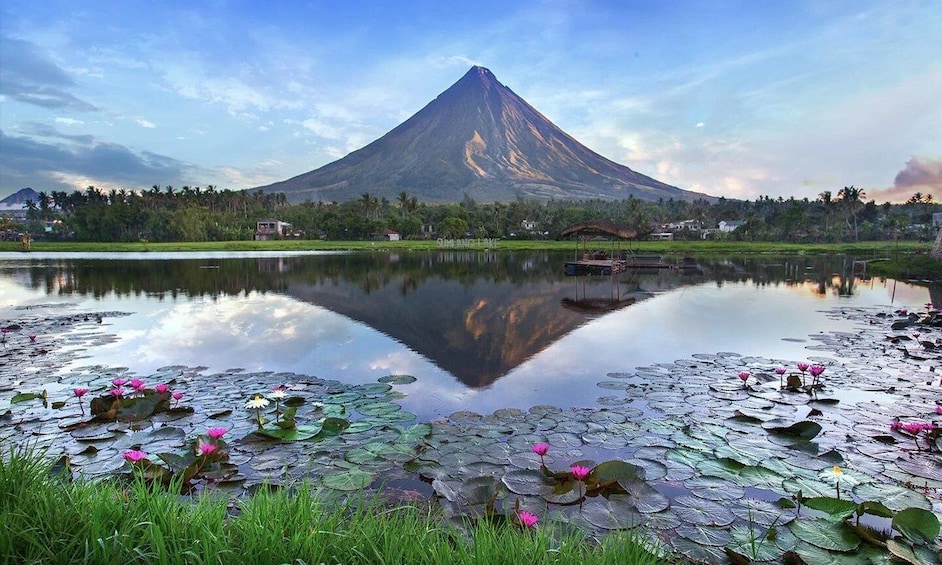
559;220;637;240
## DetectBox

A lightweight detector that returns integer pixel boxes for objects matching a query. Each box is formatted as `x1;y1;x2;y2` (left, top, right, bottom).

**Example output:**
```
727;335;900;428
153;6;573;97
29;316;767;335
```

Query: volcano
255;66;711;203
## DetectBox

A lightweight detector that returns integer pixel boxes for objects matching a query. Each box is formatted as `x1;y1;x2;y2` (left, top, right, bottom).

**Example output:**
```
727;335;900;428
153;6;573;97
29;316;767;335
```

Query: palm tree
37;191;51;220
360;192;379;220
837;185;866;241
817;191;835;232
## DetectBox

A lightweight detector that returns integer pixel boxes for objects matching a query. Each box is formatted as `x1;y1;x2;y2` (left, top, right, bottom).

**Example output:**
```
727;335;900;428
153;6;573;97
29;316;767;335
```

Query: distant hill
0;188;38;210
254;66;713;204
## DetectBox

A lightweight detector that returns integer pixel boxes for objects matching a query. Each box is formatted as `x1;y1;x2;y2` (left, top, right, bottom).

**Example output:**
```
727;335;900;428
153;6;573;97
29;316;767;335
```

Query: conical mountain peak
256;67;713;203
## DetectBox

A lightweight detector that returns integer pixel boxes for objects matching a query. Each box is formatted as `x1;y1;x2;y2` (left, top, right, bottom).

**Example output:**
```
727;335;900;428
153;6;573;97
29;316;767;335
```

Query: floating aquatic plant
245;394;269;428
817;465;860;500
737;371;750;388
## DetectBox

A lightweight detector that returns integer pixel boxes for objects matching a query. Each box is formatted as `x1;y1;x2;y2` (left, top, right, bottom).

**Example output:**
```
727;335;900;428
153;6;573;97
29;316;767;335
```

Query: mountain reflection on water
4;250;930;392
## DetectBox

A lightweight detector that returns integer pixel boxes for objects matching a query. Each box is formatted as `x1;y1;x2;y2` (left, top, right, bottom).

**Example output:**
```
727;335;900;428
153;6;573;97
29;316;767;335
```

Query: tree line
7;184;940;243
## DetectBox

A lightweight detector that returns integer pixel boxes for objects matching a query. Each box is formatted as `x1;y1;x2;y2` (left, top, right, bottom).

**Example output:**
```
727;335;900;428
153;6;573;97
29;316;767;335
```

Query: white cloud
54;117;84;126
136;118;156;129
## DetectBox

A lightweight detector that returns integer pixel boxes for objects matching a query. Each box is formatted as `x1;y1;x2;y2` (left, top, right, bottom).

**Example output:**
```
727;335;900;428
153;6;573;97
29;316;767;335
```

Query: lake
2;250;940;563
0;250;932;421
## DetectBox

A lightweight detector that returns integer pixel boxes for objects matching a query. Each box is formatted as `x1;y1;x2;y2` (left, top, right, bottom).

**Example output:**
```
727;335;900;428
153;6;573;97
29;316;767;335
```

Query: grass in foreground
0;449;667;565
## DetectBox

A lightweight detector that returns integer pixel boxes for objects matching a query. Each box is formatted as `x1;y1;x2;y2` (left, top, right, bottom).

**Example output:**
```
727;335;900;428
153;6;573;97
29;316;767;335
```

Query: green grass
866;253;942;280
0;449;667;565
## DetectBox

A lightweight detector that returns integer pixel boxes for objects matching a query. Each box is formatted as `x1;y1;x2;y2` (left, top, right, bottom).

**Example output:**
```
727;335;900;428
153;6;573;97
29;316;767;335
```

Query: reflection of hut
559;221;637;276
561;297;636;314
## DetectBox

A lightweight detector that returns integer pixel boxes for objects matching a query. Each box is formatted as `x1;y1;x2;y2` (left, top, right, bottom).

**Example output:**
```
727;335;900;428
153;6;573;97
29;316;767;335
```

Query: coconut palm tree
818;190;836;232
360;192;379;220
837;185;866;241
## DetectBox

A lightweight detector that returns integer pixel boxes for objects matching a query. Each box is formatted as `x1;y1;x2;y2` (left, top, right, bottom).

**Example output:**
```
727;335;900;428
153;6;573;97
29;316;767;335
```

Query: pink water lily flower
901;422;927;435
774;367;786;375
111;378;127;387
197;443;217;457
207;427;227;440
28;334;37;341
935;406;942;416
797;362;809;373
809;365;825;377
110;387;125;398
570;465;591;480
531;443;549;456
73;388;89;398
154;383;169;393
123;450;147;463
517;511;539;528
129;378;145;389
738;371;750;386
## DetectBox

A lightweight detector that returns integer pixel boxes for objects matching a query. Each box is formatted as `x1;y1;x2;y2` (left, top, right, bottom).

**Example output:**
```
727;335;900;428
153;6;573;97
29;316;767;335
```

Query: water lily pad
793;541;873;564
581;496;643;530
685;475;745;501
393;423;431;445
803;497;858;522
788;519;860;551
852;483;931;511
732;498;793;527
764;420;823;440
11;392;44;404
352;383;393;395
70;425;117;441
894;457;942;481
626;458;667;481
322;468;376;491
621;480;669;514
355;401;401;416
251;423;324;442
378;375;416;385
501;469;555;497
582;431;630;449
669;537;729;564
672;495;735;526
676;523;731;546
665;447;710;469
325;392;360;404
727;524;786;562
892;507;940;544
383;411;416;423
695;458;745;482
343;421;374;434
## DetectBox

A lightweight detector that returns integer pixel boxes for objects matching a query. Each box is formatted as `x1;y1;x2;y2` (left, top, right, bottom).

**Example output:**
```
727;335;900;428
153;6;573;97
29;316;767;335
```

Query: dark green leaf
892;507;940;544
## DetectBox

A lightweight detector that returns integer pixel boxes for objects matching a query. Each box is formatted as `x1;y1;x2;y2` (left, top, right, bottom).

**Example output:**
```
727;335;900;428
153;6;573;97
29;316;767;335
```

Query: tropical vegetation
4;184;940;244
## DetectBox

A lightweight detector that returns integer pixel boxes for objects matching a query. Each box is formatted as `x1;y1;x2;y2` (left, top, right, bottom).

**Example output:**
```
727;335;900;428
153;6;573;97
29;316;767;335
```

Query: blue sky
1;0;940;203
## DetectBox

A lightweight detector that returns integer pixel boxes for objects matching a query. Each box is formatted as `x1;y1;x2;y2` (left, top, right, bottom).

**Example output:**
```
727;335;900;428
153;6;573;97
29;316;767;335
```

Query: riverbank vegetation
3;184;939;244
0;448;664;565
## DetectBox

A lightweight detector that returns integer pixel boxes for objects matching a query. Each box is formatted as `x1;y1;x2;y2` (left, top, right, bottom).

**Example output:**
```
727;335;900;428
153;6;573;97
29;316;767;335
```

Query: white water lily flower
818;465;860;487
268;388;287;400
245;395;270;410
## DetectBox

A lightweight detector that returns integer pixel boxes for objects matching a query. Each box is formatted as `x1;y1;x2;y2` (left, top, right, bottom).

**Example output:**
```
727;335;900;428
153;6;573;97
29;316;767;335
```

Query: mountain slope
0;187;38;209
256;66;711;203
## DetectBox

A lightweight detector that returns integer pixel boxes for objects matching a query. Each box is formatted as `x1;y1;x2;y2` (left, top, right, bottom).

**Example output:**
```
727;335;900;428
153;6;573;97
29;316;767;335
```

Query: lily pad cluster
2;305;941;564
2;345;430;493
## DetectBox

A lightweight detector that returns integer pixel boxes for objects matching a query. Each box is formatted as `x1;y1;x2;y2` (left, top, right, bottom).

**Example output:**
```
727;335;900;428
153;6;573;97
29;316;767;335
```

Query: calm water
0;251;933;421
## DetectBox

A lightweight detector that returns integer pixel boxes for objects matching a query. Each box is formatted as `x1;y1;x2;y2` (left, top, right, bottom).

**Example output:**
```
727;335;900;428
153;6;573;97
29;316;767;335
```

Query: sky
1;0;941;204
